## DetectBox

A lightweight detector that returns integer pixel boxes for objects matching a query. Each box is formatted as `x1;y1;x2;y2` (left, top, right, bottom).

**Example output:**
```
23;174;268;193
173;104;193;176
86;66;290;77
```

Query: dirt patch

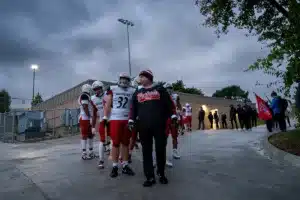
268;129;300;156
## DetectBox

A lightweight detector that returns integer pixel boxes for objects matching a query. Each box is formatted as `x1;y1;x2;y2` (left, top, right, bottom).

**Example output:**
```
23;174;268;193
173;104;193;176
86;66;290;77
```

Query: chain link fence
0;108;80;143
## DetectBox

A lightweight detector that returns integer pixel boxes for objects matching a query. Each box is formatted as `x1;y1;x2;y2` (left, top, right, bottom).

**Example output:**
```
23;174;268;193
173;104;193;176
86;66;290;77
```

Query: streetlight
118;18;134;77
31;64;39;102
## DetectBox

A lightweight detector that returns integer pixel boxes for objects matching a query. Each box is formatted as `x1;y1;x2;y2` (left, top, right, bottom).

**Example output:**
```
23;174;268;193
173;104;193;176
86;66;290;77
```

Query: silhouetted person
208;112;213;129
237;104;245;130
229;105;238;129
213;111;219;129
265;100;273;132
198;107;205;130
221;113;227;129
251;107;258;127
270;91;287;132
244;104;252;131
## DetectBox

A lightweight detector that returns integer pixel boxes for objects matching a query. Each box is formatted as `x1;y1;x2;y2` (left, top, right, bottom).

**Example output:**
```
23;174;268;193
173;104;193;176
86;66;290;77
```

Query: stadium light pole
118;18;134;77
31;64;39;102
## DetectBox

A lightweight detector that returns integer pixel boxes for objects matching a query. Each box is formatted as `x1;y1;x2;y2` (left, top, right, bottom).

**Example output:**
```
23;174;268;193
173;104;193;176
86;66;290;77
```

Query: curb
262;131;300;167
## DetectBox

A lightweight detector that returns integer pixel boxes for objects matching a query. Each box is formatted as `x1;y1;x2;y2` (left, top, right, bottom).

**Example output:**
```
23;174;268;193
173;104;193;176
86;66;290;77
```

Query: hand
92;128;96;134
128;120;135;132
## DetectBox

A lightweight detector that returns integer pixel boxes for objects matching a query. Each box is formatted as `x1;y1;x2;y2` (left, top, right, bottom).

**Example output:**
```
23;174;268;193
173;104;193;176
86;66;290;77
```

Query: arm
81;94;90;117
91;101;98;128
129;90;138;122
104;90;113;118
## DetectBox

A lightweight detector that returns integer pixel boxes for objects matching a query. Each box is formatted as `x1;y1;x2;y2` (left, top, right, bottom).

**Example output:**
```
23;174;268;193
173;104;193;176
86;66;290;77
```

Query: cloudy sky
1;0;277;107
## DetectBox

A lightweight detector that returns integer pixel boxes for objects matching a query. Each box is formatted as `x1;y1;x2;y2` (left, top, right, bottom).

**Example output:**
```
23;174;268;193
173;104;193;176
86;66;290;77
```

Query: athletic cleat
98;160;104;169
166;160;173;168
110;166;118;178
122;165;135;176
172;149;180;159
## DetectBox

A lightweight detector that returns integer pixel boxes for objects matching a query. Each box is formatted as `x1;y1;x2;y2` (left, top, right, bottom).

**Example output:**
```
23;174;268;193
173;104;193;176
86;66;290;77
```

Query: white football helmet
92;80;104;96
186;103;190;107
118;72;131;88
92;80;104;89
81;84;92;94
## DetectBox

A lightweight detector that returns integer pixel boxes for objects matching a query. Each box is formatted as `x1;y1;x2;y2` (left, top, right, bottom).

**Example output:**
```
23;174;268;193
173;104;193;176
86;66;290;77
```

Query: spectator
237;104;245;130
229;105;238;129
270;91;287;132
198;107;205;130
221;113;227;129
243;104;252;131
213;111;219;129
208;112;213;129
251;107;258;127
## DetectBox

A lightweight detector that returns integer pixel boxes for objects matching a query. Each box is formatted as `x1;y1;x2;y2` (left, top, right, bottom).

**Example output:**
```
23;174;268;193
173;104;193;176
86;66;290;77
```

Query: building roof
35;79;116;107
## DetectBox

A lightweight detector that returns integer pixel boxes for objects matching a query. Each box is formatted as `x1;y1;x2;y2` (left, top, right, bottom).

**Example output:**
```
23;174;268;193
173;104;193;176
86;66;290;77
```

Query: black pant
215;120;219;129
244;117;251;130
198;119;205;130
209;120;213;128
230;117;238;129
222;120;227;129
274;113;286;131
139;125;167;179
238;117;244;129
266;120;273;132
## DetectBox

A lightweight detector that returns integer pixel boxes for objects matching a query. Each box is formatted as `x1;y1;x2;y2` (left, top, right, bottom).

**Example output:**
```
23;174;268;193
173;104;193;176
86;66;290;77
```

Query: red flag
255;94;272;120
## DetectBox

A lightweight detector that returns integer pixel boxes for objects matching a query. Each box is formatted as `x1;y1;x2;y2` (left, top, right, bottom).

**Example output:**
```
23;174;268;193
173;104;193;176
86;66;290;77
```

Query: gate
0;112;16;143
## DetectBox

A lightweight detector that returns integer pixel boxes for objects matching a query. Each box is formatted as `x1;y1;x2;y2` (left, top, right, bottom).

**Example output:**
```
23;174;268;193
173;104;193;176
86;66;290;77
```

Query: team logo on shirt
137;90;160;102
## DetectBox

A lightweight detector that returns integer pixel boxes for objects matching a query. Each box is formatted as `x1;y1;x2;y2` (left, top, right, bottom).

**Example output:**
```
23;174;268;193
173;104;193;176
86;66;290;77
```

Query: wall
178;92;243;129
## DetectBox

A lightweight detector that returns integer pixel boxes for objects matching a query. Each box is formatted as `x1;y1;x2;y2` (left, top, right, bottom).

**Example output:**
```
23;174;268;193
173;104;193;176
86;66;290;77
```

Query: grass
268;129;300;156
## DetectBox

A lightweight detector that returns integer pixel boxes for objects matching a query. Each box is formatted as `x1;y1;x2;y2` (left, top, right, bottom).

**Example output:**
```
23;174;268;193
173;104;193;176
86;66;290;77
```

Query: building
32;79;246;131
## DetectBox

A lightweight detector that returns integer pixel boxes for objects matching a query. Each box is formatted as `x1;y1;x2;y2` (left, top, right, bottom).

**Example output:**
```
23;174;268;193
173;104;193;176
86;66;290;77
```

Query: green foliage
0;89;11;113
196;0;300;96
171;80;204;95
212;85;250;102
31;92;43;106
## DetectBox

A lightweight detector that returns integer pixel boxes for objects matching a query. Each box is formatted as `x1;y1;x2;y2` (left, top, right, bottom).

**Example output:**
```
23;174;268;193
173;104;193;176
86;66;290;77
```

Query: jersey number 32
117;96;129;108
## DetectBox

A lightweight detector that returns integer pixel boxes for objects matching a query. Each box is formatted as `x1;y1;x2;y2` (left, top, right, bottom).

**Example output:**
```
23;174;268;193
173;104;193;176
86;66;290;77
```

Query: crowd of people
77;69;194;187
197;104;258;131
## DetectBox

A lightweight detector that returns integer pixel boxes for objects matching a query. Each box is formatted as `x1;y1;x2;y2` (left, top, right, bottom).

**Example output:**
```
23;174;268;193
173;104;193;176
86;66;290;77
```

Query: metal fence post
3;112;6;141
12;111;15;143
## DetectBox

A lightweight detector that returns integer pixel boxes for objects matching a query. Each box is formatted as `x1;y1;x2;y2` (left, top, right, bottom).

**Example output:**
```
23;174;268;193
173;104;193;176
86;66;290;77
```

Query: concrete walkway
1;126;300;200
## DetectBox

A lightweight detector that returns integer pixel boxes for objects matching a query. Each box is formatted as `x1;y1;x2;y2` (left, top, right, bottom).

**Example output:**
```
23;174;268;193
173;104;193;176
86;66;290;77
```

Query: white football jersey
109;86;135;120
185;106;192;116
91;94;105;122
78;93;93;120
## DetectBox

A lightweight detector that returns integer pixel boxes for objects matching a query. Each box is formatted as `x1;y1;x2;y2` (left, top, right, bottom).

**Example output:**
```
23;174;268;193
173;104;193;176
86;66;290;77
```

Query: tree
31;92;43;106
0;89;11;113
212;85;250;102
172;80;204;95
196;0;300;96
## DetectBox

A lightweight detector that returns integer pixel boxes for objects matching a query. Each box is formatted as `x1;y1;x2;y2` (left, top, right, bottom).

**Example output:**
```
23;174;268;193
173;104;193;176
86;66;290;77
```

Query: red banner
255;94;272;120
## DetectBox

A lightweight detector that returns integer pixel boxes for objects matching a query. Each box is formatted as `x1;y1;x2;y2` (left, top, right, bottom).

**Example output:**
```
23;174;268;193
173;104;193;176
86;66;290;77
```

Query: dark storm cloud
1;0;276;107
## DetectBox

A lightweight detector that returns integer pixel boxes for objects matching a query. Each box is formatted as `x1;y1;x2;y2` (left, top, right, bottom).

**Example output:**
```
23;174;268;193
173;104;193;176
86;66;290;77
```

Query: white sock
81;139;87;151
88;138;93;151
98;142;104;161
112;162;118;167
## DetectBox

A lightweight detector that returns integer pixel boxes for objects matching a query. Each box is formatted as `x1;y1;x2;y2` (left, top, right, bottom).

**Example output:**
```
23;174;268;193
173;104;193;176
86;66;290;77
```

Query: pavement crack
14;166;52;200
